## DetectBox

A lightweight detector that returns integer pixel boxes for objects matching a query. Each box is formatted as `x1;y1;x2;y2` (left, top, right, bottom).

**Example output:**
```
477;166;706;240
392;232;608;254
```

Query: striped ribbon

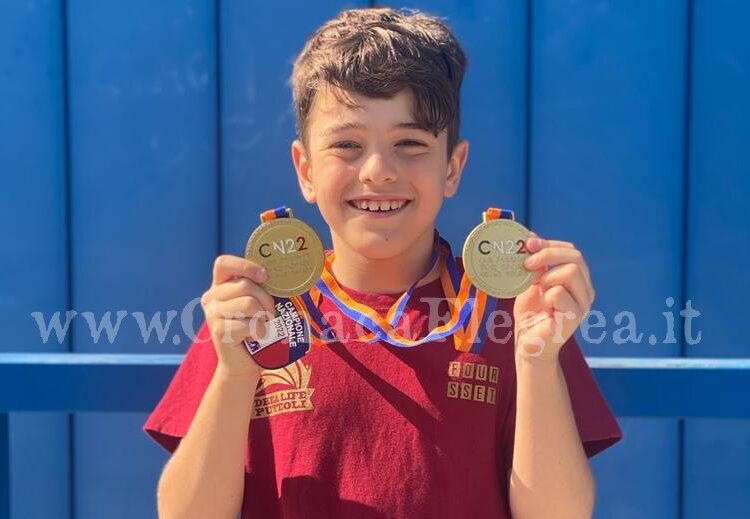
259;206;513;353
258;206;337;346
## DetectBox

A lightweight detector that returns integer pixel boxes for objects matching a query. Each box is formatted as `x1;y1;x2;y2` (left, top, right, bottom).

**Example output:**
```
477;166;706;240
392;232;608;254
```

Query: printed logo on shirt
251;360;315;420
446;361;499;405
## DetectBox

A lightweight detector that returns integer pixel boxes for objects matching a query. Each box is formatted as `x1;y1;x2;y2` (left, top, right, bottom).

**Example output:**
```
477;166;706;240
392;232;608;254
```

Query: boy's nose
358;152;397;184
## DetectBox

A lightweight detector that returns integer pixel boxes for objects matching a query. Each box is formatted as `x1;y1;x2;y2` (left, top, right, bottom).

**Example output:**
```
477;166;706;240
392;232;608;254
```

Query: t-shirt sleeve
498;334;623;469
143;320;218;453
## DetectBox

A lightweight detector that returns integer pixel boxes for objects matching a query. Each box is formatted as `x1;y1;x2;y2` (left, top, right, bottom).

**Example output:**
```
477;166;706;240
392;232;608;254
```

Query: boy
144;7;622;518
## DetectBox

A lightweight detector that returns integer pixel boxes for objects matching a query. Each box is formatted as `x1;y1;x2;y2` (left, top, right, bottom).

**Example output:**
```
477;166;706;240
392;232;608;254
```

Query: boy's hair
290;7;467;157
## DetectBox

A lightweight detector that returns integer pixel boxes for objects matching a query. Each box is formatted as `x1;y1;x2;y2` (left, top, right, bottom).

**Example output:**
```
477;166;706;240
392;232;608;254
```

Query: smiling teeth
354;200;406;212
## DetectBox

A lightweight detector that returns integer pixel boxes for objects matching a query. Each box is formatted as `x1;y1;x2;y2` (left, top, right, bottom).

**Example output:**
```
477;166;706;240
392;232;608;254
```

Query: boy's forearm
508;355;594;519
157;369;260;519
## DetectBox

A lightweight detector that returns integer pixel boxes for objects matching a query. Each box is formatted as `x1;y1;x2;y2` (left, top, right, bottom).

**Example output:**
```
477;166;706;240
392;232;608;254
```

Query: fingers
202;254;276;348
209;316;268;346
525;247;590;291
203;255;272;378
212;254;268;286
205;277;275;314
542;285;578;316
204;255;276;319
206;296;274;322
525;240;592;290
524;244;586;274
523;233;596;306
527;232;575;251
538;263;593;311
203;293;272;344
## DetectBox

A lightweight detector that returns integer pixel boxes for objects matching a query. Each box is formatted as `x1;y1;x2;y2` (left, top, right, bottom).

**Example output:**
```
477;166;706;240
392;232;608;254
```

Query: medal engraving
463;218;533;298
245;214;324;297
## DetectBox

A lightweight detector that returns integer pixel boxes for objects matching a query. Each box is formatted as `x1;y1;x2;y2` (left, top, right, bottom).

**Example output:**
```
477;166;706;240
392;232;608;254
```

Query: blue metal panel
220;0;368;254
0;1;71;518
66;0;218;517
529;1;688;516
0;0;68;352
686;0;750;360
684;420;750;518
8;415;71;519
590;420;680;519
397;0;528;246
684;0;750;517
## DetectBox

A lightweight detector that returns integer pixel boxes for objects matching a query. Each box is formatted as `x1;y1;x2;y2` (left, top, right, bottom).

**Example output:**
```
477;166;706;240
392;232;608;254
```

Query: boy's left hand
512;233;595;362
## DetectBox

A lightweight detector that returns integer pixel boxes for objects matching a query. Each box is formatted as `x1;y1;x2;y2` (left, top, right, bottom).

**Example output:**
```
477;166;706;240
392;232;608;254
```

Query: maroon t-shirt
144;274;622;518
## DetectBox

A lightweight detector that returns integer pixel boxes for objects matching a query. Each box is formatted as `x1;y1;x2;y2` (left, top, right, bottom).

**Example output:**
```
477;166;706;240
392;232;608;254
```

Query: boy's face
291;86;468;262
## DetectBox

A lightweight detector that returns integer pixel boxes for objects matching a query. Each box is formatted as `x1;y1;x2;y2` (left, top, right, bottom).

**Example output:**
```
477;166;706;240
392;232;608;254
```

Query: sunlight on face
293;85;467;262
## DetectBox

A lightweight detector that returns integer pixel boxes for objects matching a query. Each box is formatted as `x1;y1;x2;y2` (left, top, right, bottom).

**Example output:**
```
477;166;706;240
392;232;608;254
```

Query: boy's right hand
200;254;275;380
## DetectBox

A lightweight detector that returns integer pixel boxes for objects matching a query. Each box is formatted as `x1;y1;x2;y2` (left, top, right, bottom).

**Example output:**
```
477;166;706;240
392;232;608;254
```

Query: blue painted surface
1;0;748;517
529;2;689;517
66;1;218;517
684;1;750;517
0;1;71;517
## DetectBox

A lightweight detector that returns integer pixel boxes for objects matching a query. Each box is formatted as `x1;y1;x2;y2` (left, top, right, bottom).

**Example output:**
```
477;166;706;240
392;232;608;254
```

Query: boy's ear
291;139;316;203
444;139;469;198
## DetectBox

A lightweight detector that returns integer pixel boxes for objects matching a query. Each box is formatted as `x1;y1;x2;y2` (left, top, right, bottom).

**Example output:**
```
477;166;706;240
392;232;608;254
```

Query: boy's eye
331;141;360;150
329;140;427;151
397;140;426;147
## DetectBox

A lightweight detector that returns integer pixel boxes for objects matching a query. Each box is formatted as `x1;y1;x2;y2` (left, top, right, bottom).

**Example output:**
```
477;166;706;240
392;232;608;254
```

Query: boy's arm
155;255;272;518
508;354;594;519
509;235;598;518
157;368;260;519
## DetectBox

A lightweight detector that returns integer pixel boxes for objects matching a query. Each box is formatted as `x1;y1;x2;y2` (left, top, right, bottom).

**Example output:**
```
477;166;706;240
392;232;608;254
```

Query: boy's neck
329;228;440;294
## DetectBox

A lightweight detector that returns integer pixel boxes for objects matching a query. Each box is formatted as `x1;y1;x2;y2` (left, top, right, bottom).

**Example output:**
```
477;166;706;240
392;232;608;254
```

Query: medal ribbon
307;230;443;344
313;247;478;348
258;206;337;346
258;206;513;353
311;227;500;352
459;207;516;352
308;207;512;352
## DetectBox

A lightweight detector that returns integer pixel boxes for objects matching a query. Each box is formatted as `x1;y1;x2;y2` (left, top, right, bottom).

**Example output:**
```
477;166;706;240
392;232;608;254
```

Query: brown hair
289;7;467;157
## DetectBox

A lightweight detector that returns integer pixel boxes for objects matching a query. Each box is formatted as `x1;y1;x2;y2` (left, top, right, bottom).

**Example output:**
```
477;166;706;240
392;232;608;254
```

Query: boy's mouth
347;199;411;214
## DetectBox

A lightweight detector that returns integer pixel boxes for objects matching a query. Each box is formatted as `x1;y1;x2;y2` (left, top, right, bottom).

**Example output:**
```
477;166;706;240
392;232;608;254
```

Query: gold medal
463;215;533;298
245;209;325;297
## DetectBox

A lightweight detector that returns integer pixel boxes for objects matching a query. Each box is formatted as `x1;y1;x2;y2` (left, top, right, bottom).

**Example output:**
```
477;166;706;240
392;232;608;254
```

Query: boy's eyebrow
319;121;428;137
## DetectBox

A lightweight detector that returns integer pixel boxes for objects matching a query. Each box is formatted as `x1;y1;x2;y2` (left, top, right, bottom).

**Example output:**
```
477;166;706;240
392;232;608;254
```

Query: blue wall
0;1;748;517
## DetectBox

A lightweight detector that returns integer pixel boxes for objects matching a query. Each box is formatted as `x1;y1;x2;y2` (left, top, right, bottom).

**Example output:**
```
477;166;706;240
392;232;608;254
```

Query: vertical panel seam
61;2;72;348
215;0;223;255
678;1;695;518
60;0;75;518
61;0;72;353
523;0;533;225
680;0;694;359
